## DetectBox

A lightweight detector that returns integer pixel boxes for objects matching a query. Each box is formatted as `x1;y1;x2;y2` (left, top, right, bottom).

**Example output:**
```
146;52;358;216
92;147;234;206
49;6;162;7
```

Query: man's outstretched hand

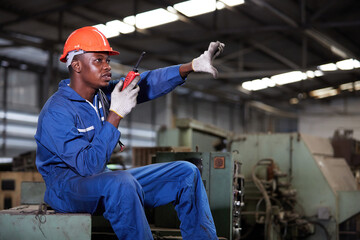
192;41;225;78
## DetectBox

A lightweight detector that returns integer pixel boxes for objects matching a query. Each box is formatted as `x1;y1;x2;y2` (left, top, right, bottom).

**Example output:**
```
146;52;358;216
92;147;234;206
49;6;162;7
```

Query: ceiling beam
0;0;97;29
249;40;300;69
142;0;211;30
310;0;337;22
249;0;357;59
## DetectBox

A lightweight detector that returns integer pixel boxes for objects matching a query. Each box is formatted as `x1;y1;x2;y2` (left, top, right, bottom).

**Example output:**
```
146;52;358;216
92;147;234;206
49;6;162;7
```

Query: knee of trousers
176;161;201;184
102;171;144;199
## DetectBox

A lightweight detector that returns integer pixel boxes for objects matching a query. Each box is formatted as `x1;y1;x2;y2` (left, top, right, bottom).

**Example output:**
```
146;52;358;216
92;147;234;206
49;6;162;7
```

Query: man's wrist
179;62;194;79
109;109;124;119
107;110;123;128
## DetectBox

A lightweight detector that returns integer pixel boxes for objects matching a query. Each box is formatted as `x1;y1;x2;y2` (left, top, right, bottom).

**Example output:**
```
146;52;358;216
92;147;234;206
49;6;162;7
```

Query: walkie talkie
121;52;146;91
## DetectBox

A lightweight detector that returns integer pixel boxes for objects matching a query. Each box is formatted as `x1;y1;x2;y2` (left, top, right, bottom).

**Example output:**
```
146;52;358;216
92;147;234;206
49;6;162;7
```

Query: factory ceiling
0;0;360;111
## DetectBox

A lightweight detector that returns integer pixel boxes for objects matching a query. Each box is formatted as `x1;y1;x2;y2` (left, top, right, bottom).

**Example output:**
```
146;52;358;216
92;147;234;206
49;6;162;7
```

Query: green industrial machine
152;151;243;240
157;118;230;152
0;205;92;240
0;182;114;240
231;133;360;240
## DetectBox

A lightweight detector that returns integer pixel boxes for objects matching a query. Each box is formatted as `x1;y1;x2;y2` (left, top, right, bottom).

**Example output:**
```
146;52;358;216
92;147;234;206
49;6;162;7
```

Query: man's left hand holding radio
108;75;140;126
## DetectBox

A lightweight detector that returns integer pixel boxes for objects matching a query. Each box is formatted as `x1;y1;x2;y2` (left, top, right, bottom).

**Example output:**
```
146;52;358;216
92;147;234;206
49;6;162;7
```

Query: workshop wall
299;97;360;140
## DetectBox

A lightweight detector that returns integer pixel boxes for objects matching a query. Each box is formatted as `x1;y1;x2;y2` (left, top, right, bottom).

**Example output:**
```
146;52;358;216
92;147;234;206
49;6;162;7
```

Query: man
35;26;224;239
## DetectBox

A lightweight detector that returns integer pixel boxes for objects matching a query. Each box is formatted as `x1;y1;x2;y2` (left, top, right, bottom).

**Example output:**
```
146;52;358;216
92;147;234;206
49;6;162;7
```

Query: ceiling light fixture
93;24;120;38
339;82;354;91
314;70;324;77
174;0;216;17
336;58;360;70
355;81;360;91
220;0;245;7
242;79;268;91
318;63;337;71
216;1;226;9
123;16;136;26
262;77;276;87
94;0;247;38
106;20;135;34
271;71;307;85
309;87;339;99
135;8;179;29
306;70;315;78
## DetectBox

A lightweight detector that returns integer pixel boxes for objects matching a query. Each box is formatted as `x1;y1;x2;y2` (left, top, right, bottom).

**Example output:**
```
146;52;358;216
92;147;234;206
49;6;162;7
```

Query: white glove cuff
109;109;124;119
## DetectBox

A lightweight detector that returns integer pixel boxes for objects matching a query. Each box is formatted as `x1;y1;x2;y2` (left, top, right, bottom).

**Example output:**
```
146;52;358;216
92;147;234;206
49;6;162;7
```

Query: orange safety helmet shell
59;26;119;62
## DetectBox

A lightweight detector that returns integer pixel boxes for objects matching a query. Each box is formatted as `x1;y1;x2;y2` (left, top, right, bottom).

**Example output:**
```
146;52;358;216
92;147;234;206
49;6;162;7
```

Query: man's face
79;52;112;89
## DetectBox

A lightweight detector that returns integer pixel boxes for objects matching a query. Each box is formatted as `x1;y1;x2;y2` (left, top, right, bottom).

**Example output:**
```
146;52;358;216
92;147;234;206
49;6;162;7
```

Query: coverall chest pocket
75;117;95;141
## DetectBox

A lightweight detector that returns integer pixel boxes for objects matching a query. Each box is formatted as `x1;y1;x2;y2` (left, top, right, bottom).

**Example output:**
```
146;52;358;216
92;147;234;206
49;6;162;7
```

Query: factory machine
231;133;360;240
156;120;360;239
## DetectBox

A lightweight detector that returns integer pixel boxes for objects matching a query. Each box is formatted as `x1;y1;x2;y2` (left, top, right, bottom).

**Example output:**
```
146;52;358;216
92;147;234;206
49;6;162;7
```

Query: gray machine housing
231;133;360;240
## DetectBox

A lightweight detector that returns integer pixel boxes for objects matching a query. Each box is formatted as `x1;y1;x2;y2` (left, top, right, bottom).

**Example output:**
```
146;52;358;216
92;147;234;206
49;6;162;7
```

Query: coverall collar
58;79;97;102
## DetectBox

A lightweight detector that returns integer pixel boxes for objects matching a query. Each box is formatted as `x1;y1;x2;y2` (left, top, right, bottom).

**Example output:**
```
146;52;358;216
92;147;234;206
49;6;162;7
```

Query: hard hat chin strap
66;50;86;68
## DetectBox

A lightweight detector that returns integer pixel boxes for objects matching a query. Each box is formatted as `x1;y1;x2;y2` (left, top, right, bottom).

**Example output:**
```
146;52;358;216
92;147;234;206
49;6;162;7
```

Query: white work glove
192;41;225;78
109;76;140;118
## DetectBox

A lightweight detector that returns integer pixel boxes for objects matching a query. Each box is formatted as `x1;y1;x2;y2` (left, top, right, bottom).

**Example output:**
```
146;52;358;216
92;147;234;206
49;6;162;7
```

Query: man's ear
71;60;81;73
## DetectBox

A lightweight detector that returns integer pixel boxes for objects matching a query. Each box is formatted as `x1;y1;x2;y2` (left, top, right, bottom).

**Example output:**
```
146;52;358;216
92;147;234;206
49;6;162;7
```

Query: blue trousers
55;161;218;239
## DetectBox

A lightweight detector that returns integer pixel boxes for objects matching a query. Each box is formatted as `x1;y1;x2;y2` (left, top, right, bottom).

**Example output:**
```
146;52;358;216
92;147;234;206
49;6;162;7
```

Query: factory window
0;69;38;112
1;179;15;190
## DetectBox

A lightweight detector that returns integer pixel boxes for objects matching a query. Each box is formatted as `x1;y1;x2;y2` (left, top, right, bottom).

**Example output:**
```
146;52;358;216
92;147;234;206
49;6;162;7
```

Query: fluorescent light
239;56;360;93
318;63;337;71
93;24;120;38
354;60;360;68
216;1;226;9
174;0;216;17
310;87;333;96
262;77;276;87
314;70;324;77
135;8;179;29
220;0;245;6
340;82;354;91
123;16;136;26
271;71;307;85
242;79;268;91
335;58;360;70
167;6;177;13
242;81;253;91
355;81;360;91
106;20;135;34
309;87;338;99
317;90;338;99
306;70;315;78
252;79;267;91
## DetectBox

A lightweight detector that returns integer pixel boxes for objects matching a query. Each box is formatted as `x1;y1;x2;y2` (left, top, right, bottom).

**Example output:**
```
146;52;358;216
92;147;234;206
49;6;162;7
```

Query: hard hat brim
59;50;119;63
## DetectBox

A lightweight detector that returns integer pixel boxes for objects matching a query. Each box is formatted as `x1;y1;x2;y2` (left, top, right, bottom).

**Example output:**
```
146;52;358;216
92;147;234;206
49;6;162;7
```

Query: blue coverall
35;65;218;239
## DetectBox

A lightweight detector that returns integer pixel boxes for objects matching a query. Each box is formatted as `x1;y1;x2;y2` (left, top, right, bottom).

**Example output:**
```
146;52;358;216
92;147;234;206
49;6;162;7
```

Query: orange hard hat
59;26;119;62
